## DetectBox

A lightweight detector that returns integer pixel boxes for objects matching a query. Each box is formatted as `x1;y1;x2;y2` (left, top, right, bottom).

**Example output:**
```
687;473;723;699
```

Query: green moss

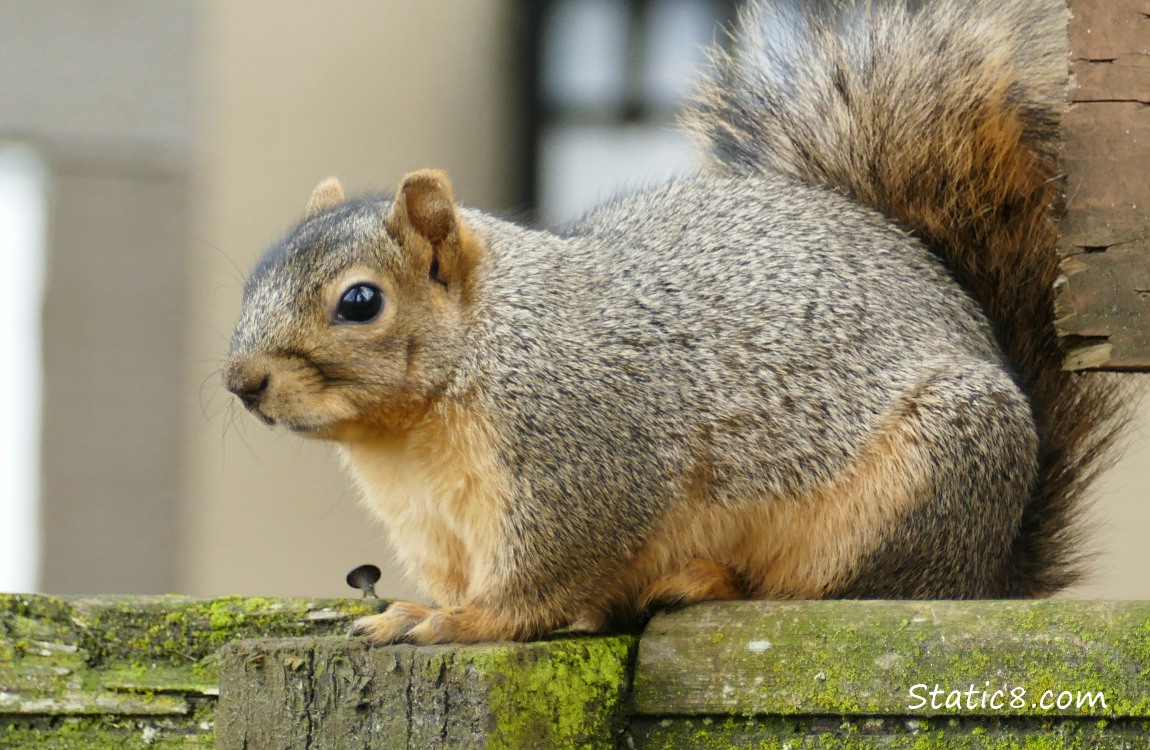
477;635;637;750
627;716;1150;750
10;597;1150;747
69;595;383;677
633;600;1150;719
97;662;218;695
0;594;75;625
1;594;383;747
2;715;214;749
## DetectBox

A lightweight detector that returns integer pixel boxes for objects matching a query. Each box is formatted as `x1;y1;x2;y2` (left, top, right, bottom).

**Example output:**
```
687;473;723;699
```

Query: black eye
335;283;383;323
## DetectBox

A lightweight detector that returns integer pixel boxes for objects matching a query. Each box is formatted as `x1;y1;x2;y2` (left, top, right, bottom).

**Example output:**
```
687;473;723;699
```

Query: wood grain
1056;0;1150;369
632;600;1150;717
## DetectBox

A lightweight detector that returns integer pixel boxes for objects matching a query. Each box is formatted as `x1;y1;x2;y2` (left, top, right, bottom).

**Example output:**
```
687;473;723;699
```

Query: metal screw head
346;564;381;598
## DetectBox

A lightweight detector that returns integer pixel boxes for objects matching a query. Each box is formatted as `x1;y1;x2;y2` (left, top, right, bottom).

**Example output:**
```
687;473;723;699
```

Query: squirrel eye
335;283;383;323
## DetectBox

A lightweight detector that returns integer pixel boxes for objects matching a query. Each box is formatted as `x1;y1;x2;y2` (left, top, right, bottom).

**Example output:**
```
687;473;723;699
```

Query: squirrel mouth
282;415;330;436
239;402;276;427
241;403;330;436
239;401;322;433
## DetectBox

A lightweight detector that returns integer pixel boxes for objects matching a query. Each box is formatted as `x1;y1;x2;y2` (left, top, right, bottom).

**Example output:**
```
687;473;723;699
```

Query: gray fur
458;174;1036;601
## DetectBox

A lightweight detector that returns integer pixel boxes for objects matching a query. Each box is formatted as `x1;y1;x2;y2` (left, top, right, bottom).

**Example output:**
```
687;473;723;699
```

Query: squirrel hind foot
580;559;748;634
637;558;746;614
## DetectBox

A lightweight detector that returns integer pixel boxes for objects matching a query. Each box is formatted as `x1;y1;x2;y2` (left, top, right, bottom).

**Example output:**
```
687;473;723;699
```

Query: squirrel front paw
348;601;433;645
349;602;533;645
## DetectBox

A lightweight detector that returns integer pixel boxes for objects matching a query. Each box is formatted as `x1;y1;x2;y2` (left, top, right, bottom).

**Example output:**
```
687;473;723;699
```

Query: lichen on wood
0;594;383;748
9;596;1150;749
215;634;638;750
632;600;1150;718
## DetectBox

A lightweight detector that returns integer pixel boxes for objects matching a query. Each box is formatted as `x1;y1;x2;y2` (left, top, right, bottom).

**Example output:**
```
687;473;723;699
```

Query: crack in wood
403;650;414;750
1061;335;1115;370
1061;238;1138;258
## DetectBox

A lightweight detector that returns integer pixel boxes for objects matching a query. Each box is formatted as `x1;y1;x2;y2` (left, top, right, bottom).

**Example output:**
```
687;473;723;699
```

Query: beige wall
180;1;520;599
1068;391;1150;598
0;1;194;594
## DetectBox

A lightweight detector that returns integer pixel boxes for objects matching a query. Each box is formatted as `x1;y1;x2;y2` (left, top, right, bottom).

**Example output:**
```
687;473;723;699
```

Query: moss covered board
0;594;382;748
632;600;1150;718
215;635;637;750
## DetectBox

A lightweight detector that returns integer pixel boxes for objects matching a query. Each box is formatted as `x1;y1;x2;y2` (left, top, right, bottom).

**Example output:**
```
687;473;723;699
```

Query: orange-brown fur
342;400;507;608
580;390;934;630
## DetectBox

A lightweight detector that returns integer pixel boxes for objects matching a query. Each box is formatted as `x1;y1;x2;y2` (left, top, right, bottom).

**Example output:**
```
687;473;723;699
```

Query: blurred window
533;0;736;225
0;144;47;593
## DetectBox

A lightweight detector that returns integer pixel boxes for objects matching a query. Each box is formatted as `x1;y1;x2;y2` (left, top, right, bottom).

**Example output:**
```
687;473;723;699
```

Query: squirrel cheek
296;393;360;426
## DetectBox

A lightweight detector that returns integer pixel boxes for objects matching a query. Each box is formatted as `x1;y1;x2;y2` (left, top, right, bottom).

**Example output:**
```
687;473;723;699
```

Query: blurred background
0;0;1146;602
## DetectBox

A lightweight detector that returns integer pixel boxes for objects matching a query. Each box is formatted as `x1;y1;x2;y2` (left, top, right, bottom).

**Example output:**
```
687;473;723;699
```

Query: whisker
192;233;249;289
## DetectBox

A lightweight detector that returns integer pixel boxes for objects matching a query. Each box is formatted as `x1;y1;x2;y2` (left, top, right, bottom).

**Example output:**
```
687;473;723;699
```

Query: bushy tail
686;0;1131;594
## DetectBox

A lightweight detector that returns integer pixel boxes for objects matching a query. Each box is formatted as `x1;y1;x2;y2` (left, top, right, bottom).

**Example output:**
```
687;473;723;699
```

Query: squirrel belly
225;0;1131;644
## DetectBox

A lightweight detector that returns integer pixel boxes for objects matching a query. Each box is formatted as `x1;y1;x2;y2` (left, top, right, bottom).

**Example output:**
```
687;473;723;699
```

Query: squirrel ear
389;169;457;244
305;177;345;218
387;169;483;292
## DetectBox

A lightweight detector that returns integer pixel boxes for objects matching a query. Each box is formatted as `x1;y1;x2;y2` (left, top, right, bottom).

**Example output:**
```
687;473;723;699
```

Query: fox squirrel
225;0;1130;644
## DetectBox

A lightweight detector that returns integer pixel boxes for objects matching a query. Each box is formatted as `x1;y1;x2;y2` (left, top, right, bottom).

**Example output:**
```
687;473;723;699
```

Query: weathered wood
1056;0;1150;369
11;597;1150;748
0;594;382;748
627;716;1150;749
632;600;1150;718
215;635;637;750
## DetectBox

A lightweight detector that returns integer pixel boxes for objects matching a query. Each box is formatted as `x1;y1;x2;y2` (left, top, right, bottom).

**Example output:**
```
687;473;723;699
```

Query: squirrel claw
349;601;431;645
349;602;530;645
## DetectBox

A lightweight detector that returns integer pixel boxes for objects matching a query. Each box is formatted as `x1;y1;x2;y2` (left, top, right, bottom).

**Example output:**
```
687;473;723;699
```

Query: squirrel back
225;0;1134;644
686;0;1131;595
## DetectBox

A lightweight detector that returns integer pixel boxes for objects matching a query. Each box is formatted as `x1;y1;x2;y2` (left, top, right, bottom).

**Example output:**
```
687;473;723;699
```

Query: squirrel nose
224;360;270;410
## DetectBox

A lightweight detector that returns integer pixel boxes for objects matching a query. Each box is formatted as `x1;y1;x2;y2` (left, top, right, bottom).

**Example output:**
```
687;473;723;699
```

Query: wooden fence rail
4;596;1150;749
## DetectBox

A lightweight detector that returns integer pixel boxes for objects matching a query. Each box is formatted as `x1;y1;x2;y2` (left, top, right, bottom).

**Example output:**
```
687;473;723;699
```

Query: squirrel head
224;169;486;441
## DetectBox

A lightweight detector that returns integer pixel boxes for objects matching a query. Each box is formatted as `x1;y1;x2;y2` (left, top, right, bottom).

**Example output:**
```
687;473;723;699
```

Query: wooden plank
1056;240;1150;368
213;639;316;750
628;716;1150;749
215;635;637;750
1056;0;1150;369
0;594;382;749
0;690;190;716
631;600;1150;718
